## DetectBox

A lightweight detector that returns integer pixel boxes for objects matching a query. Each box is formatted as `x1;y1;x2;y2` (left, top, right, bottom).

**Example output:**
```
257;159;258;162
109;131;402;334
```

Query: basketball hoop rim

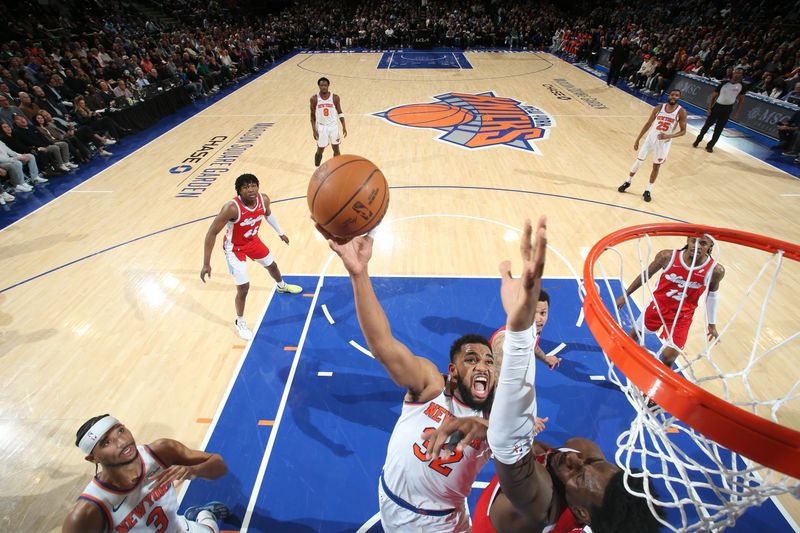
583;223;800;479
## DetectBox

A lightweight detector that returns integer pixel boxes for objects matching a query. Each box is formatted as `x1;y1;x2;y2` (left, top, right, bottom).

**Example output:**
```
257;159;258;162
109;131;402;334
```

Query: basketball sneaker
277;283;302;294
234;318;253;340
643;191;652;202
184;501;230;523
617;181;631;192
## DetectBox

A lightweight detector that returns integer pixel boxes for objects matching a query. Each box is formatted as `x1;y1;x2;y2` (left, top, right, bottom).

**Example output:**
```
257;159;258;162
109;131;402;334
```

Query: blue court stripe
177;275;319;529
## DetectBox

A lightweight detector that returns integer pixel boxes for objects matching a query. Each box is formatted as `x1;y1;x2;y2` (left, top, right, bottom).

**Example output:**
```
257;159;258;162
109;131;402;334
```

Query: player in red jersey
201;173;302;340
423;219;662;533
615;234;726;368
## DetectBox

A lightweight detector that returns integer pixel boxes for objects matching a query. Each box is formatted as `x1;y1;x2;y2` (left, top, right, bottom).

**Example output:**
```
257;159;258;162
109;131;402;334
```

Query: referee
693;68;746;153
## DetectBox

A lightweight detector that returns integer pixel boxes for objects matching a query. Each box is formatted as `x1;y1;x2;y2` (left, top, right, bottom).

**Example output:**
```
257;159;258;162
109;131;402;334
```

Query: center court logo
373;92;555;154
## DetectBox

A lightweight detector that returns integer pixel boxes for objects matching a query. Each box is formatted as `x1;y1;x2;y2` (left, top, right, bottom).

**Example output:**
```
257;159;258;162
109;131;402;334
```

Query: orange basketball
387;103;474;128
308;155;390;239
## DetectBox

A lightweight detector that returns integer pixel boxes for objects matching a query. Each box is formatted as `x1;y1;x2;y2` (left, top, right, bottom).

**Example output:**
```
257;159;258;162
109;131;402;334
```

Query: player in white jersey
320;227;498;532
618;88;687;202
62;415;229;533
310;76;347;167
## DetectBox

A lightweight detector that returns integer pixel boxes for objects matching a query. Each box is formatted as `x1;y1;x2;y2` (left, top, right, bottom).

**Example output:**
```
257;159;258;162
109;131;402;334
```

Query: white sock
487;328;537;465
277;280;286;288
236;316;244;323
194;510;219;533
625;176;632;184
646;183;653;192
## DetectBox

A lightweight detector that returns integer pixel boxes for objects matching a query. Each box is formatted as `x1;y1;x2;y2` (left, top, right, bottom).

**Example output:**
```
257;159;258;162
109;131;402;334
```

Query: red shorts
643;302;693;349
472;476;500;533
230;238;270;261
224;238;273;285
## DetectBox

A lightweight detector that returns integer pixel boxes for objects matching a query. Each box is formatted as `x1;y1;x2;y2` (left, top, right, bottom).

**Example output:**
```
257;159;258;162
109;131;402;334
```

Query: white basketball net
587;233;800;532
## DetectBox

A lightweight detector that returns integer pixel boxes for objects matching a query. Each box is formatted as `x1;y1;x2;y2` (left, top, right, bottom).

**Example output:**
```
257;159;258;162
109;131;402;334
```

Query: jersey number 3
412;427;464;476
145;506;169;533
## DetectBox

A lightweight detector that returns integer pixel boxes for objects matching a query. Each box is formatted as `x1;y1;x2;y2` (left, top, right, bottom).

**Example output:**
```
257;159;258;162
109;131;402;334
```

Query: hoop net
582;223;800;532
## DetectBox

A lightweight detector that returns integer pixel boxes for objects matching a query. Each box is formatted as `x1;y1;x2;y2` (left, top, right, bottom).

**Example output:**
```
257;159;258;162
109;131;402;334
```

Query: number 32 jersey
381;389;491;511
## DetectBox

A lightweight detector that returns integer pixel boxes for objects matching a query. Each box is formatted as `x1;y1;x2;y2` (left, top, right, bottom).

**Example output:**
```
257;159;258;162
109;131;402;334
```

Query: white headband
78;415;120;455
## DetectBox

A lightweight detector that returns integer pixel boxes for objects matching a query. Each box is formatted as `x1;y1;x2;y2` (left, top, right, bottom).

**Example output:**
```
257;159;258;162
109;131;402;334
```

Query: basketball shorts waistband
380;471;456;517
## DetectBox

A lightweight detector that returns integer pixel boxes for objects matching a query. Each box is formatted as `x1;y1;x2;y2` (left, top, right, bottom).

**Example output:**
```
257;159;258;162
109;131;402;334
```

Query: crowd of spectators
551;0;799;103
0;0;798;204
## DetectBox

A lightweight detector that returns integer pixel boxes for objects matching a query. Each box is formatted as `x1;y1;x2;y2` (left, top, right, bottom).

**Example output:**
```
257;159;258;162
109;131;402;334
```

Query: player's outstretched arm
146;438;228;488
706;263;726;340
201;202;237;282
325;233;442;399
506;217;547;333
487;217;554;529
615;249;671;308
262;193;289;244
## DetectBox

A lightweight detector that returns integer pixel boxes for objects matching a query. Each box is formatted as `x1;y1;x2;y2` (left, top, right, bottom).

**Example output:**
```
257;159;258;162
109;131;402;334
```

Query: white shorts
638;134;672;165
177;515;217;532
224;248;274;286
317;123;340;148
378;480;471;533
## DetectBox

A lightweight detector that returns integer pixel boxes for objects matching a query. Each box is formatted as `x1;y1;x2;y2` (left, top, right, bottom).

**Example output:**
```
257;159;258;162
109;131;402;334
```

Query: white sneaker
104;138;117;145
32;175;48;184
66;162;79;169
15;183;33;192
1;191;14;201
58;164;71;172
234;318;253;341
100;149;113;156
0;196;4;206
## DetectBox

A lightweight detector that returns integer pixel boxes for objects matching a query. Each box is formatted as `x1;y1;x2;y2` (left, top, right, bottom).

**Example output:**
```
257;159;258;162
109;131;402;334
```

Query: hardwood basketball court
1;51;797;531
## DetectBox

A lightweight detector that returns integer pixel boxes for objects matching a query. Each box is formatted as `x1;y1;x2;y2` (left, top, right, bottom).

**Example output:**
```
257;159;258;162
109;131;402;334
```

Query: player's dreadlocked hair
75;414;110;447
589;470;664;533
449;334;490;363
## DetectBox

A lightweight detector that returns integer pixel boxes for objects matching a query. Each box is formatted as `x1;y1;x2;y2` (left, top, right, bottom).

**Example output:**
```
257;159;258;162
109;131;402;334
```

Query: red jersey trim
142;444;167;469
79;493;113;531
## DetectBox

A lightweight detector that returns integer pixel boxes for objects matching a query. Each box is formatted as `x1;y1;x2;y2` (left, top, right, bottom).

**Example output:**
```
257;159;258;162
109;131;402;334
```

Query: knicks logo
373;92;554;154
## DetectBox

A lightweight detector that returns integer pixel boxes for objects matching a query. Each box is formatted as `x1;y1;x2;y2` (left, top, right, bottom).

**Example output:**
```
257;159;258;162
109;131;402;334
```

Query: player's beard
454;372;495;411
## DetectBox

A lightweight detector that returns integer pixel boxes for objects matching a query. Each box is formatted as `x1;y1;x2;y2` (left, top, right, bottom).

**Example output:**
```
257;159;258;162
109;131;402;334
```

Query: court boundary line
176;285;278;506
240;255;334;531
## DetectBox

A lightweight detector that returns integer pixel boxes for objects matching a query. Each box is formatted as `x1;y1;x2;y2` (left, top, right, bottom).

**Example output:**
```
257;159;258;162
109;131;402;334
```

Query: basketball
386;103;474;128
307;155;390;239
